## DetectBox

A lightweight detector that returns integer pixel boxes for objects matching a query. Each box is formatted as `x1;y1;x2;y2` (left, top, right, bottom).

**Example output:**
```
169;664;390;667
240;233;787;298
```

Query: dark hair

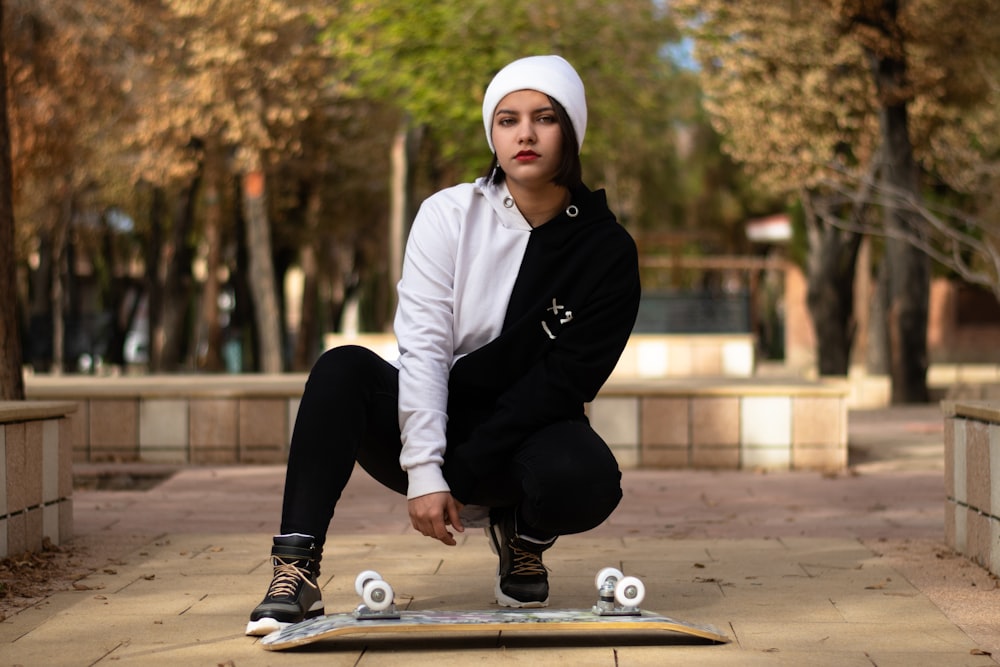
484;95;582;188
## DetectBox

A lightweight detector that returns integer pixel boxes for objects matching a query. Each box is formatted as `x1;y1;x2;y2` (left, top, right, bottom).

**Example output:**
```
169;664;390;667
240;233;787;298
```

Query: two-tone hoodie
395;177;640;503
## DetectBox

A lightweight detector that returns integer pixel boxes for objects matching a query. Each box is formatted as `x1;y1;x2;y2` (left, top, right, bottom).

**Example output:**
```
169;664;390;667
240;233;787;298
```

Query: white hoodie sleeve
395;197;458;499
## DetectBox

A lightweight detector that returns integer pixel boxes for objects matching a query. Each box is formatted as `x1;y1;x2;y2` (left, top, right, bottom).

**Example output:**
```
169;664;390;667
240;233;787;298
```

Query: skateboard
259;567;728;651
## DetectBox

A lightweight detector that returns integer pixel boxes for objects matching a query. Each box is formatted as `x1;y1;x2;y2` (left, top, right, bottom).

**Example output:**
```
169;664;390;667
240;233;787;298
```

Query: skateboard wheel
355;570;383;597
595;567;624;591
615;576;645;608
362;579;394;612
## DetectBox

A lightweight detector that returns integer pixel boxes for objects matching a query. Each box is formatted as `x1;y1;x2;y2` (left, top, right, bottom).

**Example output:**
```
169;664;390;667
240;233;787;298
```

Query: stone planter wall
1;401;76;558
944;400;1000;576
25;374;849;473
592;378;849;471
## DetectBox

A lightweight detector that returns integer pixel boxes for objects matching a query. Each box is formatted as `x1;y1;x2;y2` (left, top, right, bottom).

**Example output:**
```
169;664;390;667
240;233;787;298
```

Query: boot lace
509;542;548;577
267;557;318;600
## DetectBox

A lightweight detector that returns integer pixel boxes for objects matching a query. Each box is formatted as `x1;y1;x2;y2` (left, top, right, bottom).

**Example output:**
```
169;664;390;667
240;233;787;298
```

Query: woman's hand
408;492;465;546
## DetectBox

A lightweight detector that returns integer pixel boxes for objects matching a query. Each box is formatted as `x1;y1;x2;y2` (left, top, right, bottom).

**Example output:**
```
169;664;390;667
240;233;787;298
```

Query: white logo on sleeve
542;298;573;339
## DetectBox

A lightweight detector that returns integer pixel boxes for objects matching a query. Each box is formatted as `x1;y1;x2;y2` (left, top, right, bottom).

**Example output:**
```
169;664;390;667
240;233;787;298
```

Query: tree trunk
864;16;930;404
197;144;225;372
101;214;128;368
50;191;72;375
802;192;862;375
144;184;164;371
864;240;891;375
152;174;200;371
241;165;283;373
388;116;409;323
292;184;322;371
382;118;425;331
0;1;24;399
26;234;53;370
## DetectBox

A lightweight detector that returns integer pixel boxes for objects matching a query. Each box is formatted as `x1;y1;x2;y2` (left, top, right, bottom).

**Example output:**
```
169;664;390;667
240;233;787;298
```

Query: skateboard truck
351;567;647;621
353;570;400;620
592;567;646;616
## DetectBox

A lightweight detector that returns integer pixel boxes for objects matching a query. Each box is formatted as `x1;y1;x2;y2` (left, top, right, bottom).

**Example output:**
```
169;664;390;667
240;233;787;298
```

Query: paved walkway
3;406;1000;665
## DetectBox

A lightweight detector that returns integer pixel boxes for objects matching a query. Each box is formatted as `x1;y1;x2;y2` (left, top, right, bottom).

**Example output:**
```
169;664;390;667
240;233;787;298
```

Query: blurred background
3;0;998;404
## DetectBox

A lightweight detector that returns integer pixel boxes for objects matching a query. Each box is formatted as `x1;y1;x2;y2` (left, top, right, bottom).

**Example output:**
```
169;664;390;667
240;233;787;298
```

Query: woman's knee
306;346;398;401
309;345;380;382
521;469;621;536
517;423;623;535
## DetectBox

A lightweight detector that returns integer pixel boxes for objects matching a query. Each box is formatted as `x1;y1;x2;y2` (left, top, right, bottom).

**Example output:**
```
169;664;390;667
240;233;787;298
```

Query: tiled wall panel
1;406;75;557
944;402;1000;578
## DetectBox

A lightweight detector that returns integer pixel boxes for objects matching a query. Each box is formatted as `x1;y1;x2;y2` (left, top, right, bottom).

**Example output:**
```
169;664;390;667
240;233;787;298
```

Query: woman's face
491;89;565;189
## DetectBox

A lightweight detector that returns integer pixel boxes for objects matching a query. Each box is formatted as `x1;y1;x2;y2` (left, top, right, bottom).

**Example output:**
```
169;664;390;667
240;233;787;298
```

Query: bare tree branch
817;164;1000;301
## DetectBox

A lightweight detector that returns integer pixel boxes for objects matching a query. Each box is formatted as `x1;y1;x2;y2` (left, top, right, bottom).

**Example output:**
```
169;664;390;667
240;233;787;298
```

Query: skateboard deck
258;568;728;651
259;608;728;650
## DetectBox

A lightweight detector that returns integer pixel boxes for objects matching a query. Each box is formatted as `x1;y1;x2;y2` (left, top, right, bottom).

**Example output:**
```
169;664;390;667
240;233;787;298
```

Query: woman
246;54;640;636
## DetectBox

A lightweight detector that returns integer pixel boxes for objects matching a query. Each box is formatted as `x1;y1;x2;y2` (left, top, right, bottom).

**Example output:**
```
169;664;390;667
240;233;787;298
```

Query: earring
489;157;504;183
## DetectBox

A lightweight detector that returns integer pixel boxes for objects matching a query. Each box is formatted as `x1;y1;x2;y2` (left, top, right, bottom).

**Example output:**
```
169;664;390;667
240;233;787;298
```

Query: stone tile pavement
2;405;999;665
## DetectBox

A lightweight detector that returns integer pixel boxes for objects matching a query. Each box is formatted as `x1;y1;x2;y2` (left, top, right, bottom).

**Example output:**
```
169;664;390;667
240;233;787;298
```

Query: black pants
280;345;622;548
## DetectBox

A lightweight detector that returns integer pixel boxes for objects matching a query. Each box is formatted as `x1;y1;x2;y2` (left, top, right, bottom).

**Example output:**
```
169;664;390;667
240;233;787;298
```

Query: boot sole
245;601;325;637
245;617;286;636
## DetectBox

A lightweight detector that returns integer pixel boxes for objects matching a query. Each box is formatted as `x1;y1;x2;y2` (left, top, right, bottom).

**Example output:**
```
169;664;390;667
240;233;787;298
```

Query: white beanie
482;55;587;154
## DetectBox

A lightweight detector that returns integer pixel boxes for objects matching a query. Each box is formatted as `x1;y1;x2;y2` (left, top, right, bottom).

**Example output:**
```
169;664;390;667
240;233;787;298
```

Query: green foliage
323;0;691;219
8;0;859;371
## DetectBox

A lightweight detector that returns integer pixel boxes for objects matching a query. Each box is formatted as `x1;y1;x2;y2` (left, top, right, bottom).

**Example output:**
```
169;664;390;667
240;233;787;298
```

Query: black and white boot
487;510;555;608
245;534;324;636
